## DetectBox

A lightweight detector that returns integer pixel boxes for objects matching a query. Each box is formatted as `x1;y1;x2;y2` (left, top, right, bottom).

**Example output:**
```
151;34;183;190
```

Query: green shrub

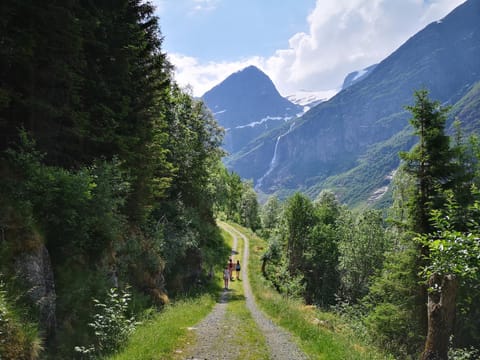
449;344;480;360
74;287;137;359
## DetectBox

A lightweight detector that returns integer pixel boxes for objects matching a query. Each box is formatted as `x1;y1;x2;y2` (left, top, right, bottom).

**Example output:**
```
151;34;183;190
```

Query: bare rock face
15;244;56;341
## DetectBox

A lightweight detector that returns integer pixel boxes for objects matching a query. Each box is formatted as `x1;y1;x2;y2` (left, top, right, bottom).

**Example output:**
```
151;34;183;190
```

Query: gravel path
223;223;308;360
183;228;239;360
184;222;308;360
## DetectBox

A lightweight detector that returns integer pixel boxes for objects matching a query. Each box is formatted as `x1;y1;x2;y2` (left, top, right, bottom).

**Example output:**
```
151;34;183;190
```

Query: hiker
223;266;230;290
235;260;241;280
228;258;234;281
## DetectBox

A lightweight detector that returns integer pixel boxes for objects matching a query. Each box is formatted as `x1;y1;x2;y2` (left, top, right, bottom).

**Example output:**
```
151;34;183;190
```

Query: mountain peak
201;66;302;153
239;65;264;74
202;66;301;130
234;65;271;81
202;65;275;99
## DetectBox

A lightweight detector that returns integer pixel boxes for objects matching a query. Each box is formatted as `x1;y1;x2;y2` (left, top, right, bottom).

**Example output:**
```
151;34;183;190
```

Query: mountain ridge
226;0;480;206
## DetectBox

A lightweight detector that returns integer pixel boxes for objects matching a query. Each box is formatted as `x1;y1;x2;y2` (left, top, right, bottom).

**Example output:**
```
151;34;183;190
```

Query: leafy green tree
366;92;479;358
164;86;223;207
302;190;341;306
337;209;389;303
261;191;341;305
239;182;261;230
224;171;243;221
260;195;281;231
282;193;316;278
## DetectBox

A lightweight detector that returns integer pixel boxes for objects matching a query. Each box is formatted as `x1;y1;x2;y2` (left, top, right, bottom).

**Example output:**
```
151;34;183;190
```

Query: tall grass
0;279;43;360
229;223;394;360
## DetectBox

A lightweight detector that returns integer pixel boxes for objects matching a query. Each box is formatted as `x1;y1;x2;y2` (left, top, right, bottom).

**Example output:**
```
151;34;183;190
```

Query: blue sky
156;1;316;61
153;0;466;97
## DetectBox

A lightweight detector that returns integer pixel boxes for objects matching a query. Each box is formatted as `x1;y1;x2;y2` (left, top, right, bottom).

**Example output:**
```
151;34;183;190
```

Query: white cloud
168;0;466;97
191;0;220;12
168;53;265;96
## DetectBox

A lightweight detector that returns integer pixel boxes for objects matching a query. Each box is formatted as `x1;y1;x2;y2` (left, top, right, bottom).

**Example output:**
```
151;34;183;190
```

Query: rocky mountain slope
226;0;480;206
202;66;302;154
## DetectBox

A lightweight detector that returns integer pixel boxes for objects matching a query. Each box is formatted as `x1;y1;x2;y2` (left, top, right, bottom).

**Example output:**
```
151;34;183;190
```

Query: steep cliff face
229;0;480;203
14;243;56;341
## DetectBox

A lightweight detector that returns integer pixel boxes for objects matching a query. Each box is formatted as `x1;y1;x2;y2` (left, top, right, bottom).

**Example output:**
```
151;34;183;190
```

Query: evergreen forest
1;1;479;360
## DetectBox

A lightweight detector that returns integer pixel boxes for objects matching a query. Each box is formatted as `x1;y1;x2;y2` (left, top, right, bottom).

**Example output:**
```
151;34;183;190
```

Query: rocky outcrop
15;244;56;341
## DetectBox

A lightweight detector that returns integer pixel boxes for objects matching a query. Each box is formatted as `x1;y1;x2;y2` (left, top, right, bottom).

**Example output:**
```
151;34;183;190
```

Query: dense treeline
259;90;480;359
0;1;230;358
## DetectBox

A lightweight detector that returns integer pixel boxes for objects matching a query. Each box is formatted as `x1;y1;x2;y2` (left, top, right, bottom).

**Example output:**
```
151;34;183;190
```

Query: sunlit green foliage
337;209;390;303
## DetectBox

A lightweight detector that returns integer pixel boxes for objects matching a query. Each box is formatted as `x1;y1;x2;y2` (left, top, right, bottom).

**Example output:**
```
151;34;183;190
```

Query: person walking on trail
235;260;241;280
228;258;234;281
223;266;230;290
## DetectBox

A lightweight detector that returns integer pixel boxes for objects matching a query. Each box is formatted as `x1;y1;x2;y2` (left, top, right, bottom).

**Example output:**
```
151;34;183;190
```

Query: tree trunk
261;258;267;278
421;273;458;360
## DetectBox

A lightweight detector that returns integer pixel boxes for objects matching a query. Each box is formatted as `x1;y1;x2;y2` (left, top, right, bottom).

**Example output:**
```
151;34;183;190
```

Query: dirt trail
183;226;239;360
183;222;307;360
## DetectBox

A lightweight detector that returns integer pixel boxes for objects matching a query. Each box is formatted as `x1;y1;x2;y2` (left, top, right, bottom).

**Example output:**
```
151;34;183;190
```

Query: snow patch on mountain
232;116;292;130
353;68;368;81
287;90;337;107
286;89;338;113
341;64;378;90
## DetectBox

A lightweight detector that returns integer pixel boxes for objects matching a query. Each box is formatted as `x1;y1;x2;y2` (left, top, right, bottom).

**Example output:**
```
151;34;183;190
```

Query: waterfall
255;121;295;191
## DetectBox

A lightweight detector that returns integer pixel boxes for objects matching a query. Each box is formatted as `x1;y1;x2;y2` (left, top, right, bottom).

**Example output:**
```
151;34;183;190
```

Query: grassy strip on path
220;221;270;360
228;222;394;360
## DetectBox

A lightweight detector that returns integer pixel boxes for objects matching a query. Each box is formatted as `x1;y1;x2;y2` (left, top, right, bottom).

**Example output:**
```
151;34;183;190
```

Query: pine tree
0;0;83;166
400;89;458;359
400;89;453;236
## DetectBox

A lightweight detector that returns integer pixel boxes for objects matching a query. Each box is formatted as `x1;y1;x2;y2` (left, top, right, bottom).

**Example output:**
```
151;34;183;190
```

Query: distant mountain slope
228;0;480;206
201;66;301;154
449;80;480;133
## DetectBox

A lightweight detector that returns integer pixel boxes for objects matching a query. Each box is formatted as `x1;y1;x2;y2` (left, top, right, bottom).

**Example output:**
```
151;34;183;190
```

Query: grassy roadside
228;222;394;360
107;294;217;360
